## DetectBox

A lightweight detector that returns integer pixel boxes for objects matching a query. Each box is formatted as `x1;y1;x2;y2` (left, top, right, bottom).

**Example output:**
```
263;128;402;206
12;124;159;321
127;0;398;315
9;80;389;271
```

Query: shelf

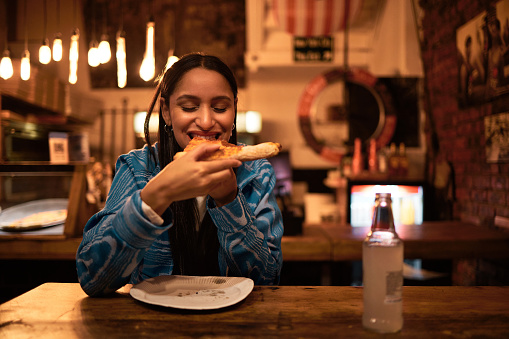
0;162;88;170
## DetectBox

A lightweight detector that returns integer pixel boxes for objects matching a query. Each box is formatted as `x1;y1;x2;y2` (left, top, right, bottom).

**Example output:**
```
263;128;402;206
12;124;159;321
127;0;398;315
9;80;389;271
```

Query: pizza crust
2;209;67;228
174;137;281;162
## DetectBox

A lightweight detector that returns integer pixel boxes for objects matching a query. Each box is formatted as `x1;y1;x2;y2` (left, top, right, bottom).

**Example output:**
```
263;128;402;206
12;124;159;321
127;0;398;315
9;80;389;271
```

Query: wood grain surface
1;283;508;338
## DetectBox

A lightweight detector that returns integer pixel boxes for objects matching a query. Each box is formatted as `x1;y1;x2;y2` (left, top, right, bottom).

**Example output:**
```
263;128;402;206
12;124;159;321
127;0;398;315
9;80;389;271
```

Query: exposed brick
473;176;491;189
495;206;509;217
491;176;506;190
471;189;488;202
422;0;509;285
487;190;507;205
455;187;471;200
478;204;496;220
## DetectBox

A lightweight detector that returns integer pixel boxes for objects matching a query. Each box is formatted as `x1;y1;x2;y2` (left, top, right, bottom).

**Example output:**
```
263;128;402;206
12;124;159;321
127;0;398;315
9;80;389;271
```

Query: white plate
130;275;254;310
0;198;68;232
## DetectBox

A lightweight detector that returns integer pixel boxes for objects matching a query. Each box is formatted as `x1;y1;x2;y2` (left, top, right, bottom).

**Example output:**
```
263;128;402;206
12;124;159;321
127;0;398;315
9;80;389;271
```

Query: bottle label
385;270;403;303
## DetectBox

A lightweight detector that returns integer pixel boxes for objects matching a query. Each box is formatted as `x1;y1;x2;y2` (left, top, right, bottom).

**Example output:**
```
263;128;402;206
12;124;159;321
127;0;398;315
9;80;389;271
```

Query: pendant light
165;50;179;71
140;0;156;82
0;17;13;79
140;18;155;81
0;49;13;80
52;0;63;62
116;31;127;88
164;10;178;71
88;0;100;67
98;2;111;64
20;0;30;81
88;40;100;67
39;0;51;64
69;0;79;84
69;29;79;84
116;0;127;88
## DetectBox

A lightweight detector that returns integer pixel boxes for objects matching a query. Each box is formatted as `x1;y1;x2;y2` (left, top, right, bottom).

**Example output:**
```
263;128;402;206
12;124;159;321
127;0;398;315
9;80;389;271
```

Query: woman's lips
188;132;221;140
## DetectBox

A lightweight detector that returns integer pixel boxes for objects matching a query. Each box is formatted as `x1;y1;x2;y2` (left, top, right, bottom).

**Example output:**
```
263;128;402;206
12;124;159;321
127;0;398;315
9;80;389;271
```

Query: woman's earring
231;123;235;131
164;124;173;134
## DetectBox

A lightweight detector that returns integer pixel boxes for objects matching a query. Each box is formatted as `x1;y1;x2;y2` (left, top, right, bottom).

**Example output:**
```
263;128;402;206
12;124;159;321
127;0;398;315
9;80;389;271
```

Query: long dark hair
143;53;238;275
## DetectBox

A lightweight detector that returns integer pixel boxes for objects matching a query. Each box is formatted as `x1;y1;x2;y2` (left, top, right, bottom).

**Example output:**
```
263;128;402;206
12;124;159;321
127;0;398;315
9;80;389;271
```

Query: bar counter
283;221;509;261
1;221;508;262
1;283;508;338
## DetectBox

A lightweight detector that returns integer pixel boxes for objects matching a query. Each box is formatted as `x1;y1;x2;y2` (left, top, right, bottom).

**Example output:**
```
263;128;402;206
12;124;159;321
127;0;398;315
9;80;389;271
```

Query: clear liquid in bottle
362;193;403;333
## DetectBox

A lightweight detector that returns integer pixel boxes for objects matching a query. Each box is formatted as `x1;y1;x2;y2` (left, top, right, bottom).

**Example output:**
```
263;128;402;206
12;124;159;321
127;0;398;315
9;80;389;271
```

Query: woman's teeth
189;134;218;140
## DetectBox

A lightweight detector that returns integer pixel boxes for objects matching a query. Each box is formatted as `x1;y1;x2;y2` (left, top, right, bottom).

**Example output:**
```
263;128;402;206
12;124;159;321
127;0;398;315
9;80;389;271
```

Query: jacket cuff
207;192;255;233
114;191;171;248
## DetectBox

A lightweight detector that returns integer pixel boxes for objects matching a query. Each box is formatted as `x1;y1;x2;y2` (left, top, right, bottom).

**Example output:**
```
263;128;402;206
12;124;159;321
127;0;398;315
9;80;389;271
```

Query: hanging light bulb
52;0;62;61
68;0;79;84
0;49;14;80
39;39;52;64
88;0;100;68
21;50;30;81
21;0;30;81
39;0;51;64
69;28;79;84
165;50;179;71
116;30;127;88
88;40;100;67
98;34;111;64
140;19;155;81
52;33;63;61
98;3;111;64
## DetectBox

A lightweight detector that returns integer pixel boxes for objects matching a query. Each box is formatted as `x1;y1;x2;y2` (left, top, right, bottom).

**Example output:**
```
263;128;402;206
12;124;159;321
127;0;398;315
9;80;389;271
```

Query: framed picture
485;112;509;163
456;0;509;107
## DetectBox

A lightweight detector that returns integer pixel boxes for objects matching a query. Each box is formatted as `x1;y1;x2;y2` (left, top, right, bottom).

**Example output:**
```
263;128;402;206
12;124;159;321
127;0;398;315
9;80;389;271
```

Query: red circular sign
297;68;397;164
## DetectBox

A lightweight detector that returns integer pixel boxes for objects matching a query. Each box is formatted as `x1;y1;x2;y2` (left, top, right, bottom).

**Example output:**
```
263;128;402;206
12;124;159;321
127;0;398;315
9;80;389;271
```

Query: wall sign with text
294;37;333;62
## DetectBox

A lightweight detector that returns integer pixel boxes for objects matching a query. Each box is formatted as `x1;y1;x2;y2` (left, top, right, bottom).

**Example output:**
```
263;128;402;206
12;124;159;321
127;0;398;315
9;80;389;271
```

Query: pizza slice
1;209;67;229
174;137;282;162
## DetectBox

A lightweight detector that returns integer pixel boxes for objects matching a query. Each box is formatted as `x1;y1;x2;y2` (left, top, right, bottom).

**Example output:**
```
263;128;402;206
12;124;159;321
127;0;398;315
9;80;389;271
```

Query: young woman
76;53;283;296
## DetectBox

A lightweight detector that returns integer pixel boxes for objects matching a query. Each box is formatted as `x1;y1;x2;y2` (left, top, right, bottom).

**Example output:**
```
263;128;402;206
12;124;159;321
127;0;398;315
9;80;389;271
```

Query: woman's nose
196;107;215;129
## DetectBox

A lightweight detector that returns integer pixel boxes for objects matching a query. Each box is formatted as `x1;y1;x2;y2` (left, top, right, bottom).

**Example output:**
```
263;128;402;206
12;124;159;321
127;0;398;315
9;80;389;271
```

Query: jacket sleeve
76;155;171;297
207;159;283;285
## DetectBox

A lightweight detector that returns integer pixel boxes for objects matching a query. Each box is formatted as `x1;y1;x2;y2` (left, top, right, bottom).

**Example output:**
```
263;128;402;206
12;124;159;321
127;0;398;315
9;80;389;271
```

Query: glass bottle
352;138;364;175
398;143;409;177
368;139;378;173
388;143;399;176
362;193;403;333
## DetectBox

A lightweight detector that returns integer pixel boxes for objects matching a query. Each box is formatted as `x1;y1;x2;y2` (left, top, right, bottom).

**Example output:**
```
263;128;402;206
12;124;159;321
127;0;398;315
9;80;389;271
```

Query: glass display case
0;164;74;236
0;163;93;237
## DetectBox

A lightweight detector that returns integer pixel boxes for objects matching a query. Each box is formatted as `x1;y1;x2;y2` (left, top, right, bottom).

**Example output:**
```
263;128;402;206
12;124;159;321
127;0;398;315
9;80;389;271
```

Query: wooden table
1;283;508;338
316;221;509;261
0;235;82;260
1;221;508;262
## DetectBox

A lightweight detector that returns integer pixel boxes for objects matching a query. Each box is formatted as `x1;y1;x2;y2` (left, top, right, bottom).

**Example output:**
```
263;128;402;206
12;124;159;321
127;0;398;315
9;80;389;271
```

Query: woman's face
162;68;236;149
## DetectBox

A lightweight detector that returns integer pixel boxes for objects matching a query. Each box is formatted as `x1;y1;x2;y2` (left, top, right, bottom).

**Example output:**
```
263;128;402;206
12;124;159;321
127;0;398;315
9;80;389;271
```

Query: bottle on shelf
362;193;403;333
368;139;378;173
377;146;388;174
387;143;399;176
352;138;364;175
398;143;409;177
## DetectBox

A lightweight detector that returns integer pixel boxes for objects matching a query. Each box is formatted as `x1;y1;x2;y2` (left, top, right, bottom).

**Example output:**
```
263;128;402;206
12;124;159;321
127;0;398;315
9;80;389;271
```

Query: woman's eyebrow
175;94;200;101
176;94;232;102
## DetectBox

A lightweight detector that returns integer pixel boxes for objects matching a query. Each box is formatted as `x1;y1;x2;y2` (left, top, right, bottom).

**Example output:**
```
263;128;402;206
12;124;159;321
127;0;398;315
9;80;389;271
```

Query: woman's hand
141;143;241;215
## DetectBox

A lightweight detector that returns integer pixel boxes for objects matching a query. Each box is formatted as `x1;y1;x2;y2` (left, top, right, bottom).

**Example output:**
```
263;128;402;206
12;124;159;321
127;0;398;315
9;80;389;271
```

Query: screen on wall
349;184;424;227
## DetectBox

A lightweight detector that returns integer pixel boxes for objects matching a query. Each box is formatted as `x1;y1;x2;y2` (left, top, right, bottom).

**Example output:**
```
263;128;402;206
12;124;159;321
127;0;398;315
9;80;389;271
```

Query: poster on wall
456;0;509;107
485;112;509;163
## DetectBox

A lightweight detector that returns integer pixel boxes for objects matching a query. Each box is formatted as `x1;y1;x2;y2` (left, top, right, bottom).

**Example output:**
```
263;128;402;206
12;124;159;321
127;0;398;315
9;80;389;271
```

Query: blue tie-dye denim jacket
76;143;283;296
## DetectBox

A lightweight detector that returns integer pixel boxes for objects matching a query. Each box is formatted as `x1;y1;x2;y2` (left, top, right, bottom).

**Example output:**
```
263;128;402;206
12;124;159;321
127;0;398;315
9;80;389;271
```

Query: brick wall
420;0;509;223
420;0;509;285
